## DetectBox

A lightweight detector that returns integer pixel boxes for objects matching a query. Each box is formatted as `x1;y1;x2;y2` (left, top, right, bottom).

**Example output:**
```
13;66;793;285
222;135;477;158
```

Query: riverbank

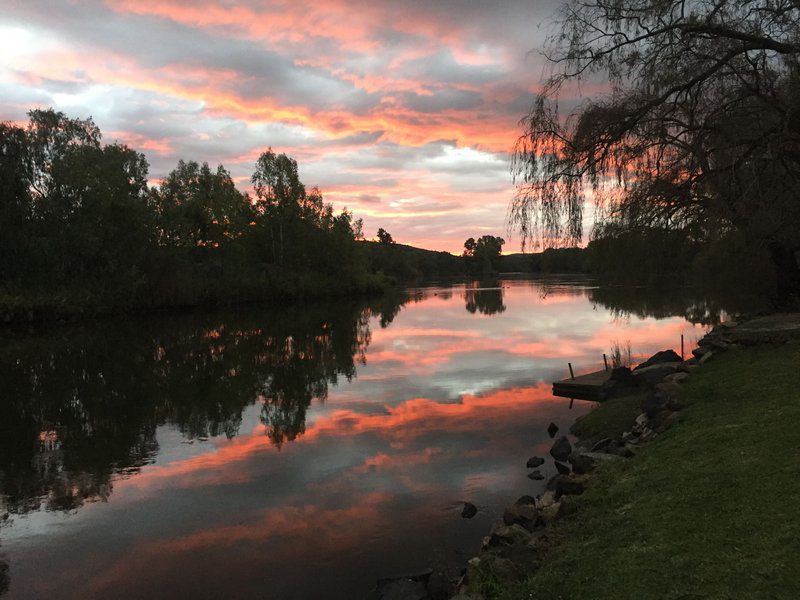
0;271;390;326
465;328;800;598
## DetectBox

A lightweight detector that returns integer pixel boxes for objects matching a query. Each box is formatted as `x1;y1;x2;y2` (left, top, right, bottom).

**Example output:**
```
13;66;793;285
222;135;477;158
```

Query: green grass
502;344;800;600
570;392;644;444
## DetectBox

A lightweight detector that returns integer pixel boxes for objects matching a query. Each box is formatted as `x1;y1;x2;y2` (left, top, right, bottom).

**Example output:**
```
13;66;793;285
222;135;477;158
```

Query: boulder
634;349;683;370
554;478;585;499
489;523;532;547
692;346;711;359
651;410;680;434
568;452;596;475
590;437;614;452
526;456;545;468
515;495;537;506
632;363;681;386
554;460;571;475
699;351;714;364
537;490;556;509
502;502;542;530
642;392;667;418
663;372;690;384
527;469;544;481
461;502;478;519
654;381;682;401
603;366;638;394
549;436;572;461
547;422;559;438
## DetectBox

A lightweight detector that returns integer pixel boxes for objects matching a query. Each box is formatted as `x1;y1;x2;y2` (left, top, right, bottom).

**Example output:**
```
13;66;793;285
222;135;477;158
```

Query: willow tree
511;0;800;293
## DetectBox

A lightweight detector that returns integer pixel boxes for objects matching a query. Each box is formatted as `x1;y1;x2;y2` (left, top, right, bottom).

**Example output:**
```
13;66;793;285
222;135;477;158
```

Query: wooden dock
552;369;611;401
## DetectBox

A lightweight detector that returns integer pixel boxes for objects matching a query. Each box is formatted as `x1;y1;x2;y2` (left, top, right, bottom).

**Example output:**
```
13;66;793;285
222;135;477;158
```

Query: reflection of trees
587;285;755;325
0;555;8;597
0;297;403;517
463;281;506;315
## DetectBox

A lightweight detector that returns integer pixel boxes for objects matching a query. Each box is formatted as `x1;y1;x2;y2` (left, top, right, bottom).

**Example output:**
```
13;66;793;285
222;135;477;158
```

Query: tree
463;235;505;273
376;227;394;244
511;0;800;297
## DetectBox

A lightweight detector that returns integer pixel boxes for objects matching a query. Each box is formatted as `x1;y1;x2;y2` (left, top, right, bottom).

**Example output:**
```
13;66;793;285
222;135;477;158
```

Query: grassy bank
502;344;800;599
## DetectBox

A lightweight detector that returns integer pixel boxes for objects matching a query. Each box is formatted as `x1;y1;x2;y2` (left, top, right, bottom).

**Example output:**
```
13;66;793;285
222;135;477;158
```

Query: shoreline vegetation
456;317;800;600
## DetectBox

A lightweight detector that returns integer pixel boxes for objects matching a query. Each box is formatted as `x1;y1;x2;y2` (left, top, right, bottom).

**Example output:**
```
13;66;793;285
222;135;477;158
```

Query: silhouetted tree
511;0;800;299
376;228;394;244
463;235;505;273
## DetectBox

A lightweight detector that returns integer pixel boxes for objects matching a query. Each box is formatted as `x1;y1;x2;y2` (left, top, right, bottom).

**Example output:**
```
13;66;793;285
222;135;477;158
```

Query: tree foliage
0;109;376;316
511;0;800;294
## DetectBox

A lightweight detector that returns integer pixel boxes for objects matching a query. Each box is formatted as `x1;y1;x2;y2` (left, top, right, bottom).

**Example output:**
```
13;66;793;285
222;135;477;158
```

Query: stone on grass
527;469;544;480
632;363;682;386
634;349;683;370
568;452;596;475
554;478;585;499
547;422;559;438
461;502;477;519
549;436;572;461
590;437;614;452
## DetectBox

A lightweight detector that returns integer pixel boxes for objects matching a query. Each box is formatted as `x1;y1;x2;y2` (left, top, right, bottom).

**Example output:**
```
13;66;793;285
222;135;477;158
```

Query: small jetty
552;368;611;401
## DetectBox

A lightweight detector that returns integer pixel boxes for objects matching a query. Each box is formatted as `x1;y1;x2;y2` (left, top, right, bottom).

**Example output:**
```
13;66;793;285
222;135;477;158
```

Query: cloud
0;0;571;251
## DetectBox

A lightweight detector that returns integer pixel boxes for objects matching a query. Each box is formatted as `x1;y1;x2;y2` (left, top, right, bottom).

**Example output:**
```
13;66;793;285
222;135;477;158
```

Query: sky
0;0;563;253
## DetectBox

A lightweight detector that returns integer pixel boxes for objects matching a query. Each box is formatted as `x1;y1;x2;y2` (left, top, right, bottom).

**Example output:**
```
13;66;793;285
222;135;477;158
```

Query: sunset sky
0;0;563;252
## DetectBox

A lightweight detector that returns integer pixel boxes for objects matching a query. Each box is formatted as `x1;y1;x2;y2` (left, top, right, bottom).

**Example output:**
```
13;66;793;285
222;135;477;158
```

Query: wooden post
569;398;574;409
681;334;684;360
568;362;575;380
603;353;609;371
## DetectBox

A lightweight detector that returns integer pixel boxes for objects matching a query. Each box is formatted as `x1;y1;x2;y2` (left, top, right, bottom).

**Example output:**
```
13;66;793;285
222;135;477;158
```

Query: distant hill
362;241;464;280
363;241;590;280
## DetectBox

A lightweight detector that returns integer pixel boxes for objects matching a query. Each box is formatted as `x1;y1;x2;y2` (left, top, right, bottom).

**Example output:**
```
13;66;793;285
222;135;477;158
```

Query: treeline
0;109;382;320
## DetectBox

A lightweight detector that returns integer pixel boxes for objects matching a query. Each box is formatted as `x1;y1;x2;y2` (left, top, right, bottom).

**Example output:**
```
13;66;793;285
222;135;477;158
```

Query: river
0;277;722;599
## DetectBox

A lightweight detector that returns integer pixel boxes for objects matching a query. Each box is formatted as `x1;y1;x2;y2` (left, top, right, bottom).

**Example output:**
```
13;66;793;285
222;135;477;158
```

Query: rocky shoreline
370;314;800;600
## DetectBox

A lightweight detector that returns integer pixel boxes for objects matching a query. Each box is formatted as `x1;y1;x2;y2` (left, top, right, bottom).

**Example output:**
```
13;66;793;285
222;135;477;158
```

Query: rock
537;490;556;509
489;523;532;547
568;452;596;475
554;478;585;499
692;346;711;359
663;371;690;384
556;496;578;519
651;410;680;434
634;413;648;427
554;460;570;475
461;502;478;519
634;349;683;370
654;381;682;401
582;451;621;462
547;422;559;438
526;456;545;468
699;351;714;364
590;437;614;451
502;502;541;530
642;392;667;418
606;444;635;458
549;436;572;461
484;556;525;584
603;366;638;394
527;469;544;480
632;363;681;386
515;495;537;506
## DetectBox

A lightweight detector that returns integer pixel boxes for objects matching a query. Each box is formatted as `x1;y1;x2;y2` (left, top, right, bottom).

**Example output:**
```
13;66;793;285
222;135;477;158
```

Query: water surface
0;278;719;599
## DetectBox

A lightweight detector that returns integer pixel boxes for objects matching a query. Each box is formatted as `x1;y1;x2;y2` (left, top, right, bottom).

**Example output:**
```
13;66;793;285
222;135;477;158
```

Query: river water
0;277;721;599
